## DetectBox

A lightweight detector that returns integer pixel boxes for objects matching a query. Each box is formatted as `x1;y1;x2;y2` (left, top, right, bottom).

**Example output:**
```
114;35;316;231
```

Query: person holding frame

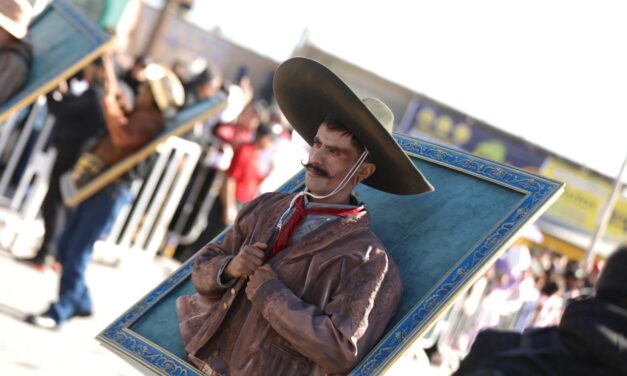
26;52;185;329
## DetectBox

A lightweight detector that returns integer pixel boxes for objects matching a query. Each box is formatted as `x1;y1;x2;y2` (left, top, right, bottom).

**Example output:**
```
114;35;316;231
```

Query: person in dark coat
24;56;185;329
18;60;107;269
454;245;627;376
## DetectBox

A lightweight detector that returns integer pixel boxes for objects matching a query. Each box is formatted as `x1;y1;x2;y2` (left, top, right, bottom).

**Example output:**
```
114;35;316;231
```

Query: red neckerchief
267;195;364;260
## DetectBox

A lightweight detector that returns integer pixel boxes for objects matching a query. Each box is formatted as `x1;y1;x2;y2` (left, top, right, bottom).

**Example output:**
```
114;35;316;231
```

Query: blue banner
399;96;547;171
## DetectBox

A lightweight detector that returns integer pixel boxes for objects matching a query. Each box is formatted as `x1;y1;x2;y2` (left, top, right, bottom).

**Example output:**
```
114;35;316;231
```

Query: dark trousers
34;152;79;261
46;181;133;324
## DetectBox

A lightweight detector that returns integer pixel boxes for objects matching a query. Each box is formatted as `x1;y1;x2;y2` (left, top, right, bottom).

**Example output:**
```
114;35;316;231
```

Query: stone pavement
0;250;449;375
0;250;179;375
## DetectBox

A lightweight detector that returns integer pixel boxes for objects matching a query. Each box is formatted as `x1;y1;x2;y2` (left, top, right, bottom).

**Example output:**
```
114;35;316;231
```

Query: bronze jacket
177;192;403;375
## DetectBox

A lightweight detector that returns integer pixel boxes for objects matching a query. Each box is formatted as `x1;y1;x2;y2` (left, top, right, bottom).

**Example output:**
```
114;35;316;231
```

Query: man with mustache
177;57;434;375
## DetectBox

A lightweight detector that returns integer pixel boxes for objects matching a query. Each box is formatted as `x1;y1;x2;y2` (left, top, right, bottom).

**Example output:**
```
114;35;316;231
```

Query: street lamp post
585;153;627;268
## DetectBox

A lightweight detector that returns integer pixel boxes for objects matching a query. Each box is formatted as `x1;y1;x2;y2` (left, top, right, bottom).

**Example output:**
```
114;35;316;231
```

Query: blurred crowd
11;49;307;268
1;0;308;329
428;237;608;371
162;57;309;262
15;46;308;328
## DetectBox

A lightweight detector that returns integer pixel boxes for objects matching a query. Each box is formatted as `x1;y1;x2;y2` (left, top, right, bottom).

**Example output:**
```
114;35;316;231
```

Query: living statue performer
177;57;434;375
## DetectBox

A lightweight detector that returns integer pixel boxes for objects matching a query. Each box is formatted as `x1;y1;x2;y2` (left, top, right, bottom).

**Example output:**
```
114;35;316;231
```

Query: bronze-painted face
305;122;375;202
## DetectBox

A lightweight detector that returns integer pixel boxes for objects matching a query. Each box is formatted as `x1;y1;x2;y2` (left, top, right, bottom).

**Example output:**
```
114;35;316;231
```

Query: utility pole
585;153;627;267
142;0;178;58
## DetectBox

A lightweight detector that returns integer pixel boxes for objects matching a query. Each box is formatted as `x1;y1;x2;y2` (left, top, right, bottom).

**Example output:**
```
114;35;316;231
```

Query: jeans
46;181;133;324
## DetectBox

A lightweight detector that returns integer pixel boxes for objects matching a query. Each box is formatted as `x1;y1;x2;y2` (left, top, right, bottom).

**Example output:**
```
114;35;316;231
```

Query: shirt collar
303;192;363;210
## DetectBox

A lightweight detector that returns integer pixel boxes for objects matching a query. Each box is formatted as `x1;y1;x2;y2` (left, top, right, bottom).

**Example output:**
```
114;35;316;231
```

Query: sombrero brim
273;57;434;195
146;63;185;116
0;0;32;40
0;13;27;39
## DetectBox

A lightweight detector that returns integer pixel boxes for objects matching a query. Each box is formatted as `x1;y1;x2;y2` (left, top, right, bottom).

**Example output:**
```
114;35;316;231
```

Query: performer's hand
246;264;278;301
224;242;267;279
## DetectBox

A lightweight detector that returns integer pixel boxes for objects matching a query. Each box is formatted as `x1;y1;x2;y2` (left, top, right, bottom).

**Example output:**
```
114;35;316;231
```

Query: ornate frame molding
98;134;563;375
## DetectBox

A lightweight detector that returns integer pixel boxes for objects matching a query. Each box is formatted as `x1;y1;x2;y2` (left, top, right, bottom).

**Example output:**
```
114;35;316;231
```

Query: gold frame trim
373;183;563;375
64;100;227;207
0;39;114;124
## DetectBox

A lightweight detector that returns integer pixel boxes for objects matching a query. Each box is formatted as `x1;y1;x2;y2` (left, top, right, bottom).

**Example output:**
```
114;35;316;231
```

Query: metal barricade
0;98;56;256
92;137;202;265
0;97;49;197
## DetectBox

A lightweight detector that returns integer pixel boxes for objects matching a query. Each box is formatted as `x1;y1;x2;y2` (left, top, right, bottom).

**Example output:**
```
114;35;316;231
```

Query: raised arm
102;53;118;99
99;53;162;148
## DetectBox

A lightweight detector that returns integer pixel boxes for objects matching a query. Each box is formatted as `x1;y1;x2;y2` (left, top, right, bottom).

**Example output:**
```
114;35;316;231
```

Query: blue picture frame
0;0;113;123
98;134;563;375
59;96;227;207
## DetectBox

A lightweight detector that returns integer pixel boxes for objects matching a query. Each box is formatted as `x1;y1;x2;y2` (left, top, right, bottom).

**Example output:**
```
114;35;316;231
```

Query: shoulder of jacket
236;191;291;217
256;191;293;204
326;230;390;266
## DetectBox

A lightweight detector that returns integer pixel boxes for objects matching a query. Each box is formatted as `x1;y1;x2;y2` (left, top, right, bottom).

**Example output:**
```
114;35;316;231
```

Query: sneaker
25;313;59;330
16;255;48;271
72;309;93;318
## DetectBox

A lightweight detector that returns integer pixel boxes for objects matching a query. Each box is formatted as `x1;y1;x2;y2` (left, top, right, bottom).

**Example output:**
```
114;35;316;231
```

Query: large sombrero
145;63;185;118
273;57;434;195
0;0;32;40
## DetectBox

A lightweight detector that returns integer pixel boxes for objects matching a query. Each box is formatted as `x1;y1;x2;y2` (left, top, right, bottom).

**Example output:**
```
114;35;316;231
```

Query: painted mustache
301;161;330;178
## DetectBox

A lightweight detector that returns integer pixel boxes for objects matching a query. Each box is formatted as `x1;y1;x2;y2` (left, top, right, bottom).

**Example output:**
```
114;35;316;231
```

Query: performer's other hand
224;242;267;279
246;264;277;301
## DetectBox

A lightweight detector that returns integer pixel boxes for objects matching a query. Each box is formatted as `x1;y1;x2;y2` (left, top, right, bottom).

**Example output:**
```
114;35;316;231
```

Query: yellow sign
608;199;627;239
541;157;627;240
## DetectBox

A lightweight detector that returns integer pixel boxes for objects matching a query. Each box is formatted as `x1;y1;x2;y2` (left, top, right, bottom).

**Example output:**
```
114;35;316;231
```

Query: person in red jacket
221;123;277;224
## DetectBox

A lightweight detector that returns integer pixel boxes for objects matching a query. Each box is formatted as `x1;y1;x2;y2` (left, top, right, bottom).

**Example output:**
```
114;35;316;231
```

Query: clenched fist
224;242;267;279
246;264;278;301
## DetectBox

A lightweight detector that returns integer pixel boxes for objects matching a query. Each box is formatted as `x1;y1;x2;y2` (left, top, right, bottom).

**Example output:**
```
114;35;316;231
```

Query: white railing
92;137;202;265
0;101;203;264
0;97;49;197
0;98;56;256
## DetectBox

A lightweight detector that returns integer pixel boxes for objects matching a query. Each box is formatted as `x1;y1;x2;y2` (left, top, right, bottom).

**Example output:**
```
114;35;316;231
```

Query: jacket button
223;302;228;309
230;288;235;295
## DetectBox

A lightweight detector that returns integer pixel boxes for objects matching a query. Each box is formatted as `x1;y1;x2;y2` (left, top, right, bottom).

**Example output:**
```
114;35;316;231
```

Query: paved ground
0;250;178;375
0;250;449;375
